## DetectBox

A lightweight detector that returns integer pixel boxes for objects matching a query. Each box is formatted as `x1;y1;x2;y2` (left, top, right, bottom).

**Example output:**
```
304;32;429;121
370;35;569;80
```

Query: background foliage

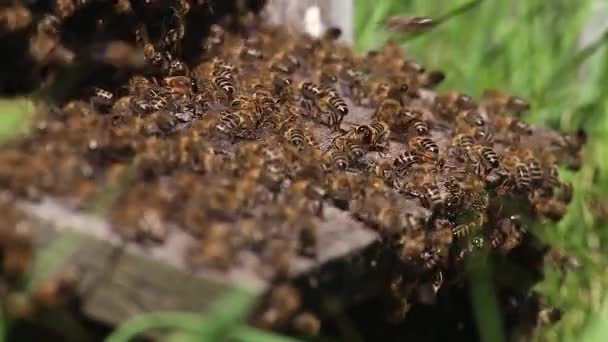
356;0;608;341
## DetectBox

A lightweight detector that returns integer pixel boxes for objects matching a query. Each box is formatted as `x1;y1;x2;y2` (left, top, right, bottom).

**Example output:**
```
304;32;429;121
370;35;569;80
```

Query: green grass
356;0;608;341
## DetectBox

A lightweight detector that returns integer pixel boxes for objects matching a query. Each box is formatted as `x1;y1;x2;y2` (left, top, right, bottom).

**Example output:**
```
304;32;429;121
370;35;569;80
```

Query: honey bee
372;98;401;123
90;87;114;110
434;91;476;119
384;15;434;33
55;0;83;19
33;266;81;308
240;47;264;60
284;125;307;148
453;212;485;240
325;148;350;171
408;136;439;160
532;195;568;221
292;312;321;337
398;229;426;262
417;70;446;88
1;205;34;276
386;273;415;322
299;81;322;100
513;163;532;191
213;75;236;98
354;121;390;151
0;5;32;32
115;0;133;14
37;14;61;35
163;75;194;96
90;40;146;69
161;1;188;53
405;118;429;136
499;214;526;253
187;223;233;270
481;89;530;116
393;150;421;171
545;164;560;189
456;109;486;129
544;246;580;273
256;284;301;329
522;156;544;187
454;134;475;151
29;30;75;66
480;146;501;168
323;95;349;131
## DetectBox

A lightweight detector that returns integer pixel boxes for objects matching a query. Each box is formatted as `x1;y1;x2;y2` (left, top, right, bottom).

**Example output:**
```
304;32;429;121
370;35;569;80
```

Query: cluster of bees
0;1;585;338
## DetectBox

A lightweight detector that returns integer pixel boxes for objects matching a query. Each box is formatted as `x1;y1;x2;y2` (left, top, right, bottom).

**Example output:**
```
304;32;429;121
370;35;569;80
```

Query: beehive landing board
21;198;379;325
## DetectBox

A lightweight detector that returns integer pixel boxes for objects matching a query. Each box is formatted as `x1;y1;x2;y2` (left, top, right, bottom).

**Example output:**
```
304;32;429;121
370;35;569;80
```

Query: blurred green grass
356;0;608;341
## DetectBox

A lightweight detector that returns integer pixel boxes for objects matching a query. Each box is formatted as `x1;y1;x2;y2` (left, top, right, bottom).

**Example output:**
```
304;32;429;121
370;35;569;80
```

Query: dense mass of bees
0;0;585;338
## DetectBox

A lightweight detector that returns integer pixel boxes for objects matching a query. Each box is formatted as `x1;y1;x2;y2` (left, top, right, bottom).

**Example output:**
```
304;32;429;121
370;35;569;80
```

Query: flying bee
417;70;446;88
408;136;439;161
0;5;32;32
384;15;435;33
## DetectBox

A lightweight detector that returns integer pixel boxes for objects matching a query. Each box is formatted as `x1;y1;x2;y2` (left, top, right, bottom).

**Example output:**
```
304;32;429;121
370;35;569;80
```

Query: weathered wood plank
22;196;380;325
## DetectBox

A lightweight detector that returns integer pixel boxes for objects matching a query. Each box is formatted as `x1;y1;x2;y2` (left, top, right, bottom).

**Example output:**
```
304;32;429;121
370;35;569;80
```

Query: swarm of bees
0;1;585;339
